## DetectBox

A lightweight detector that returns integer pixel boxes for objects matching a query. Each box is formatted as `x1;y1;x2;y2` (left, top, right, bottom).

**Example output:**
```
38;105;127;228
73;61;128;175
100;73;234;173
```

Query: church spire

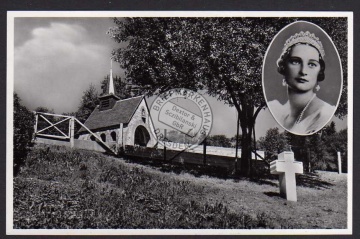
99;57;120;111
108;58;115;95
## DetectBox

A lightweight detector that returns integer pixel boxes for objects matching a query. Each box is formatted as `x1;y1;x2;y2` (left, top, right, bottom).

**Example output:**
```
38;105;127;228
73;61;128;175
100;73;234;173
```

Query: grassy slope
13;145;347;229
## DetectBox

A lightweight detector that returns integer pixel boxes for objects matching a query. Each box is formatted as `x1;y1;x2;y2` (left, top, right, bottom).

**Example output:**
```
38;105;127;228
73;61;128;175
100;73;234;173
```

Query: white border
7;11;353;235
347;12;354;235
7;12;15;236
6;11;354;18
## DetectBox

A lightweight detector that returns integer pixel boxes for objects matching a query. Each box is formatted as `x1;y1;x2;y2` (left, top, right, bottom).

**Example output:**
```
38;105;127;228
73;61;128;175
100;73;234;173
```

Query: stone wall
78;128;121;144
124;99;157;147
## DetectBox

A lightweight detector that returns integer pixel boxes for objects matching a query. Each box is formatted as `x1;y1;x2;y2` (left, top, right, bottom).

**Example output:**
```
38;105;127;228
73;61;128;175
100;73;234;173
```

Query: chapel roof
78;95;144;133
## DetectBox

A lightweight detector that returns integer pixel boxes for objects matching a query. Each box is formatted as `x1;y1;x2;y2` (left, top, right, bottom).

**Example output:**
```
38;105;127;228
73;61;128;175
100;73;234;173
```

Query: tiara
281;31;325;58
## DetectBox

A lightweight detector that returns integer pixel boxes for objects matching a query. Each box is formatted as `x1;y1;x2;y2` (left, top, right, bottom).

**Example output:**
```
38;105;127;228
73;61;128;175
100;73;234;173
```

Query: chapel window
110;131;117;142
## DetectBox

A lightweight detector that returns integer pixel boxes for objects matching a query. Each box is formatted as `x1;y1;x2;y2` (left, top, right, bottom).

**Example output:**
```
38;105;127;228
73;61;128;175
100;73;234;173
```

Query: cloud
14;22;110;113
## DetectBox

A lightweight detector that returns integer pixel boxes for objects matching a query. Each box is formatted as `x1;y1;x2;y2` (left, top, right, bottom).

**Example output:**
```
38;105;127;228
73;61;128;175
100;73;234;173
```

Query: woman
268;31;335;135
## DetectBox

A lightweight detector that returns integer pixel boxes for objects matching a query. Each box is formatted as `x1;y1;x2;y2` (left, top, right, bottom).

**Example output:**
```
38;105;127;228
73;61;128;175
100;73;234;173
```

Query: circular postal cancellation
262;21;343;136
150;88;213;150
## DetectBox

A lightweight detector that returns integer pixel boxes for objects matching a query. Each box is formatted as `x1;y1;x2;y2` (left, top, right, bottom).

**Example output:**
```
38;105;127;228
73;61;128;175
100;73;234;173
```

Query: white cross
270;151;303;201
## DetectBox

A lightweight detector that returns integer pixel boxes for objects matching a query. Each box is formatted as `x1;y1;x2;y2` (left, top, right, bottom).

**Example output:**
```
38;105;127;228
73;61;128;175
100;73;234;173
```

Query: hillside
13;145;348;229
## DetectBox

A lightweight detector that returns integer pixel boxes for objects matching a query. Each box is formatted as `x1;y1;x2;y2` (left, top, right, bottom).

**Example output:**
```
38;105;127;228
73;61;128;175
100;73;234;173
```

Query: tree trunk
239;124;253;176
232;100;256;177
231;96;263;177
235;112;240;171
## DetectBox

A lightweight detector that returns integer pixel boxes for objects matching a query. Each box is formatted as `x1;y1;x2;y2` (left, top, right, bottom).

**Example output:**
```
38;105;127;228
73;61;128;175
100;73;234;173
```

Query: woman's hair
276;31;326;82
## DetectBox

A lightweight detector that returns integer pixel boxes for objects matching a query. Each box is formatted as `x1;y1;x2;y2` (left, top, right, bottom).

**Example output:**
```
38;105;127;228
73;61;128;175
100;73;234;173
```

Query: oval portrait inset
262;21;343;135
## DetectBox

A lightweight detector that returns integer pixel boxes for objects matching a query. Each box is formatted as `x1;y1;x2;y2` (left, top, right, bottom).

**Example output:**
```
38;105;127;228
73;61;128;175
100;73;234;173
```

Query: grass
13;144;348;229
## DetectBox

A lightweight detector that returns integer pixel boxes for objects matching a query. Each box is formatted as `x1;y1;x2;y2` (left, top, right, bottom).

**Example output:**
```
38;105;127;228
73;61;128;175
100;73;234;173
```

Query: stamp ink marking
150;88;213;150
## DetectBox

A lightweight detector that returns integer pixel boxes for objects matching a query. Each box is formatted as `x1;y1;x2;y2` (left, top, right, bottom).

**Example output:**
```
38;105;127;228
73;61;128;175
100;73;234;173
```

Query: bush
14;93;34;176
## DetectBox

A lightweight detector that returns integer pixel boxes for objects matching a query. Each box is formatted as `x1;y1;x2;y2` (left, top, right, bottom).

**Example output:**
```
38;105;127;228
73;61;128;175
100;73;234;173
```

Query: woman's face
285;44;321;93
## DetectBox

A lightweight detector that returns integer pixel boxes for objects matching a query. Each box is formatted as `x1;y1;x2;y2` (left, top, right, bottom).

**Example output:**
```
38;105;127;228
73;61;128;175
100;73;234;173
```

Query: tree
323;126;347;172
206;135;232;148
108;18;294;176
230;134;242;148
286;122;344;172
75;74;141;134
258;128;290;163
108;17;347;176
322;121;337;137
76;84;99;124
307;134;333;171
101;75;139;99
14;93;34;176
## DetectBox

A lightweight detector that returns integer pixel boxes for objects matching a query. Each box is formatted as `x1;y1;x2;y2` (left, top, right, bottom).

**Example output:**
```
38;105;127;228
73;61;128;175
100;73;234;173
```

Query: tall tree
323;126;348;172
76;84;99;124
108;18;290;175
108;17;347;176
307;134;332;171
101;75;139;99
258;128;290;163
322;121;337;137
14;93;34;176
286;125;341;172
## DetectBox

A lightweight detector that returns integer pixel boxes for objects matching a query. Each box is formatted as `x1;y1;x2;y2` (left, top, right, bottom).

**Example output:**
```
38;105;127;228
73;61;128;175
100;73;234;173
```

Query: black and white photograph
263;21;343;135
7;12;352;236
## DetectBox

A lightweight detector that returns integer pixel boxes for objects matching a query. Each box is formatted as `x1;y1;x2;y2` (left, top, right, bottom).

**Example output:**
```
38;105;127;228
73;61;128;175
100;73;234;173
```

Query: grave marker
270;151;303;202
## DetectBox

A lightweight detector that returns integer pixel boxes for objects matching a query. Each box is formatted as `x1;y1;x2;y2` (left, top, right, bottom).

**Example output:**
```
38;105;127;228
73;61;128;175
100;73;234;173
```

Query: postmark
150;88;213;150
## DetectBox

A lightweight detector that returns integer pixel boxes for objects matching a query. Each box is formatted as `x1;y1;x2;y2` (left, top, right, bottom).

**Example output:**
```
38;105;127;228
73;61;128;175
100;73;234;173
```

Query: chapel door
134;125;150;146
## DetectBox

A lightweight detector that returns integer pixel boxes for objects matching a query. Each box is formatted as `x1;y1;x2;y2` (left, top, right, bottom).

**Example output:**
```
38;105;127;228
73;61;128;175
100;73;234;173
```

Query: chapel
77;64;157;148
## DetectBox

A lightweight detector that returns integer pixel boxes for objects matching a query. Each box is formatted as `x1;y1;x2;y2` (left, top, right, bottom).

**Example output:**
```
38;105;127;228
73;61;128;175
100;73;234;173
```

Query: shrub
13;93;34;176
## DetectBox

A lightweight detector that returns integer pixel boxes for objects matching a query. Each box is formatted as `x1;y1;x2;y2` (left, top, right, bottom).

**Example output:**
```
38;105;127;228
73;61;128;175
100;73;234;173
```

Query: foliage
34;107;61;136
14;145;348;229
34;106;54;114
100;74;140;99
287;123;347;172
230;134;242;148
307;134;333;171
323;126;348;172
76;84;99;124
14;145;280;229
108;17;302;175
258;123;347;173
257;128;290;163
13;93;34;176
75;73;141;132
206;135;232;148
108;17;348;175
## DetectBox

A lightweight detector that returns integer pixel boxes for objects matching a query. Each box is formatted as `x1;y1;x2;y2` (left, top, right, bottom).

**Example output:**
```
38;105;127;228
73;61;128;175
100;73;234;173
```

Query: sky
12;17;347;138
